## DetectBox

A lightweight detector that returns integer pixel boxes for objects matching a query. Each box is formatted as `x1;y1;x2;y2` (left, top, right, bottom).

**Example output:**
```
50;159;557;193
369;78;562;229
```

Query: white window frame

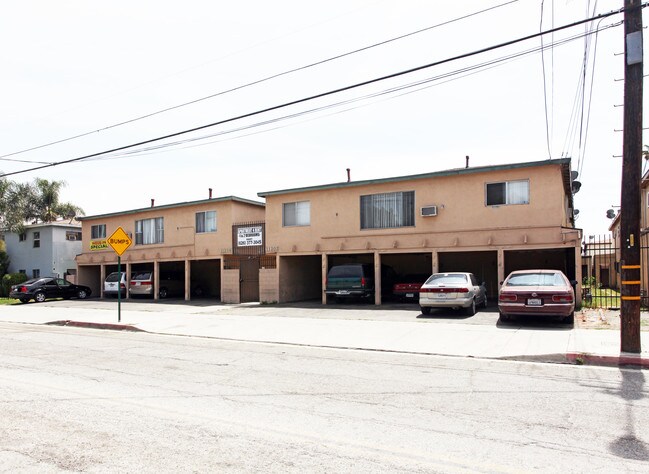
91;224;106;239
283;201;311;227
33;231;40;248
135;217;164;245
195;211;217;233
485;179;530;206
360;191;415;230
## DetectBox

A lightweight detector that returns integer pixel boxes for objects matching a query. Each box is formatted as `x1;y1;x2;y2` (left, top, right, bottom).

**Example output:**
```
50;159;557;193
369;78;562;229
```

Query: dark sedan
9;277;92;303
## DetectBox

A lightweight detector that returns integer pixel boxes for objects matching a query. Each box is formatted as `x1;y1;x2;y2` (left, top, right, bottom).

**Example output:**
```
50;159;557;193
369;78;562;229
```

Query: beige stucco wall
221;269;240;303
264;164;573;254
259;268;279;303
77;200;264;266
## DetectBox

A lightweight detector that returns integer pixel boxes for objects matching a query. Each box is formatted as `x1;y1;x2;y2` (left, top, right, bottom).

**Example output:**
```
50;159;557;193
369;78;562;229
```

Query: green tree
30;178;83;223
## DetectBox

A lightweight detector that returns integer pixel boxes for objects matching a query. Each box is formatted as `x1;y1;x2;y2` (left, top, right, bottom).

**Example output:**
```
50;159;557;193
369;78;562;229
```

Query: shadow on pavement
496;314;574;331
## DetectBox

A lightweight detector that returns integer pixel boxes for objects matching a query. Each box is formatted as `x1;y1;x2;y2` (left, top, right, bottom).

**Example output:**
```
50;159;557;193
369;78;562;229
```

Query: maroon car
392;274;428;302
498;270;576;324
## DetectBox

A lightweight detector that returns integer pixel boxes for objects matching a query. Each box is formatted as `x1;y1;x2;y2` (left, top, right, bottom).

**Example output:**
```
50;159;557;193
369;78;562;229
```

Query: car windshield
105;273;123;282
425;273;468;285
132;272;152;280
505;272;565;287
328;266;366;278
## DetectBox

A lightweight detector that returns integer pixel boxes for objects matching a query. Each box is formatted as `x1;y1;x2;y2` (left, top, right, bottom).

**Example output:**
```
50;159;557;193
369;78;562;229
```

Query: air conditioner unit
421;205;438;217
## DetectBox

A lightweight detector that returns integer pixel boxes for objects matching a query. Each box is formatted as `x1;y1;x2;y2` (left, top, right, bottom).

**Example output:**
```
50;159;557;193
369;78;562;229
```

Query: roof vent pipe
151;199;155;207
465;155;470;168
209;188;213;199
346;168;351;182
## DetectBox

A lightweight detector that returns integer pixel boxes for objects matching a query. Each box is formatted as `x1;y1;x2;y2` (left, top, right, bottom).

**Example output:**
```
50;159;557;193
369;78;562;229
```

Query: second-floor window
66;231;82;241
196;211;217;233
135;217;164;245
91;224;106;239
485;180;529;206
33;231;40;248
283;201;310;227
360;191;415;230
18;233;26;242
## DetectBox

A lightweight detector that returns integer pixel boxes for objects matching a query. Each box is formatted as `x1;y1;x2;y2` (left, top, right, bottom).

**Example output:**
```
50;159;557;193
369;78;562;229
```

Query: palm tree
31;178;84;223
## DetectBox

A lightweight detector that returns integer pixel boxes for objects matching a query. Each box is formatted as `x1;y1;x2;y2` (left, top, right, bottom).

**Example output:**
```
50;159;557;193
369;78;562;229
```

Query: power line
0;0;520;162
0;4;638;179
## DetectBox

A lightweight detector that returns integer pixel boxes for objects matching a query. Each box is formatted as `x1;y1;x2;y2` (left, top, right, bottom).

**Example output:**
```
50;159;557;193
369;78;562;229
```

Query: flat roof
78;196;264;221
258;158;572;197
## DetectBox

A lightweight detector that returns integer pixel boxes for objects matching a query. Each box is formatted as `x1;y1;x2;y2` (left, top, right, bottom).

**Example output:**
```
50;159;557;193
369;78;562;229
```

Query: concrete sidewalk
1;301;648;368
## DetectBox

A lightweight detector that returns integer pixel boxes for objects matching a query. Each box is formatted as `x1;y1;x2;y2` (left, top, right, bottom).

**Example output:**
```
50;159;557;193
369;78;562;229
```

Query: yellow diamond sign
107;227;132;256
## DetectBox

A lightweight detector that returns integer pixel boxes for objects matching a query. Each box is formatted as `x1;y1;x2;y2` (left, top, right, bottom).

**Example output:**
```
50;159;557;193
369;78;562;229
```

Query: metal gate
240;257;259;303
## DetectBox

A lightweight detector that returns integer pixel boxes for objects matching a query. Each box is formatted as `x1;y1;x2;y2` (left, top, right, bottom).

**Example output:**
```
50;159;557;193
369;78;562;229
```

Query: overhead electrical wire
0;4;640;179
0;0;521;163
91;25;617;163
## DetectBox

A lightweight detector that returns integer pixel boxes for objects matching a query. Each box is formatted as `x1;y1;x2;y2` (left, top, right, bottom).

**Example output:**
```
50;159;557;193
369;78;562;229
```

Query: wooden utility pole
620;0;643;353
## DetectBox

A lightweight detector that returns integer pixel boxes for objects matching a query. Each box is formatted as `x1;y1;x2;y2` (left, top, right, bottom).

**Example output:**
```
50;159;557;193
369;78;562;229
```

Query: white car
419;272;487;316
104;271;132;298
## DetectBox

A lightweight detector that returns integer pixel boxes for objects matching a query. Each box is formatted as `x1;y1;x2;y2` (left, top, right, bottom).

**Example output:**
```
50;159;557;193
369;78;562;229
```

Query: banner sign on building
237;226;263;247
90;240;109;251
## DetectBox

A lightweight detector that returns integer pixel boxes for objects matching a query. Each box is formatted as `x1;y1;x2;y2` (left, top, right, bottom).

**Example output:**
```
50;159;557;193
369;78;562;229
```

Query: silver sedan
419;272;488;316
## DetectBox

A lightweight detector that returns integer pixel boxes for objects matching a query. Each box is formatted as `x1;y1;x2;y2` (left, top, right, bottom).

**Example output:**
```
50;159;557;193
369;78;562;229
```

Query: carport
438;251;498;298
77;265;102;297
278;255;321;303
191;259;221;299
504;248;577;281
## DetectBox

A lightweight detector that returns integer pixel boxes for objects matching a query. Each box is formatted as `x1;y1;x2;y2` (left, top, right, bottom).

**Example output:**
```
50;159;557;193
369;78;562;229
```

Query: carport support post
322;254;328;305
117;256;122;323
374;252;381;305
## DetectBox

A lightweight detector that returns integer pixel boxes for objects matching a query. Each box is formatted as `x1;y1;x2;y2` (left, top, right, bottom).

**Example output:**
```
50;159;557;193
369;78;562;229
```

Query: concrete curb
45;320;145;332
566;352;649;369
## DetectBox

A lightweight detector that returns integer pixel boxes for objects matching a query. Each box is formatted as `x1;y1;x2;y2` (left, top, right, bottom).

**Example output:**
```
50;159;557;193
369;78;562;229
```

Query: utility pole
620;0;643;353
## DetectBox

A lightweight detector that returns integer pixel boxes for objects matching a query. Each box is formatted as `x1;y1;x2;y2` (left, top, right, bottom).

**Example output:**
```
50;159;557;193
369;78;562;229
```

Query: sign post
107;227;133;322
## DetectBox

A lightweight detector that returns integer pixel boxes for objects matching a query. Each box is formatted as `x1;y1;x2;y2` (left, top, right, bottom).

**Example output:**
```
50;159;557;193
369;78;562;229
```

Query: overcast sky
1;1;645;236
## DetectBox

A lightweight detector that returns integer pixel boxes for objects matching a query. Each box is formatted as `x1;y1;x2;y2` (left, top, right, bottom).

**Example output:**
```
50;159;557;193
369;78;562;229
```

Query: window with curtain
283;201;310;227
485;180;529;206
91;224;106;239
360;191;415;229
135;217;164;245
196;211;217;233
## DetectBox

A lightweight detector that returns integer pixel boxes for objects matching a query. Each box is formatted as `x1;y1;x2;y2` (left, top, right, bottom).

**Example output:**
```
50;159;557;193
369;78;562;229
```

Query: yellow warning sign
107;227;132;256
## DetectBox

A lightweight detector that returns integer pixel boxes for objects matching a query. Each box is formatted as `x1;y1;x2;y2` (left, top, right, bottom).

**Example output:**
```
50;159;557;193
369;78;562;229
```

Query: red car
498;270;576;324
392;274;429;302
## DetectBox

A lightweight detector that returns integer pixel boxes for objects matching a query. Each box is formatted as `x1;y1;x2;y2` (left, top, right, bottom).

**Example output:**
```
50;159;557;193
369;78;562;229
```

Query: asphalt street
1;322;649;473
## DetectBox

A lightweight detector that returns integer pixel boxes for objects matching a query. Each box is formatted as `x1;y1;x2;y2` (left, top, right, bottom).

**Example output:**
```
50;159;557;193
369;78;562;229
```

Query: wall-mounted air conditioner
421;205;438;217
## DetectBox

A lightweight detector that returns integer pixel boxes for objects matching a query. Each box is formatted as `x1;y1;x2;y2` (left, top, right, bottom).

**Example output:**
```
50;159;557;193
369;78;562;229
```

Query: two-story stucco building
76;194;265;301
74;158;582;305
4;221;82;281
257;157;581;305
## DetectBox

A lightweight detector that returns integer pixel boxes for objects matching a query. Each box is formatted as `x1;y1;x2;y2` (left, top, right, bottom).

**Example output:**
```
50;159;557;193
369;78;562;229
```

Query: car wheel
421;306;432;315
159;287;168;299
563;312;575;325
77;289;88;299
481;296;488;308
34;292;46;303
466;299;476;316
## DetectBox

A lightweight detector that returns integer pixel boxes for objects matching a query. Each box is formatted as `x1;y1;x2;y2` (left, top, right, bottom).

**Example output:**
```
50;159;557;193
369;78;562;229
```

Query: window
283;201;310;227
19;269;26;275
196;211;217;233
19;233;27;242
33;231;40;248
91;224;106;239
66;231;82;241
360;191;414;230
486;180;529;206
32;269;40;278
135;217;164;245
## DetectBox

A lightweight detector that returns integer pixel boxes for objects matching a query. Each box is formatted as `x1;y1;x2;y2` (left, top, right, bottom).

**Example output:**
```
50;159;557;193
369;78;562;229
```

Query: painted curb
566;352;649;368
45;320;145;332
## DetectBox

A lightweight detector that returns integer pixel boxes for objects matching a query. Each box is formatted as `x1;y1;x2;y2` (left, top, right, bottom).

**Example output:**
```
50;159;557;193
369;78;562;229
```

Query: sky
1;0;646;237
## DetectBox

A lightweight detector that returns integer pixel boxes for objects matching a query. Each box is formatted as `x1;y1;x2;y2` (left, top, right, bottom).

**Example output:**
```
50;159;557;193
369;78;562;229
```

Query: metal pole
117;256;122;323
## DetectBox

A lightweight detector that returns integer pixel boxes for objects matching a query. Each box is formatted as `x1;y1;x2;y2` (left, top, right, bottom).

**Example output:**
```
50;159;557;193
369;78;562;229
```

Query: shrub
1;272;28;297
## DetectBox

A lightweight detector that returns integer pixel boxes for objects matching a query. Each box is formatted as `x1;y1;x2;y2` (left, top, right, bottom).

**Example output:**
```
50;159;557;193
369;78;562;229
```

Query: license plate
406;293;414;298
136;282;141;286
435;293;447;299
527;298;542;306
336;290;349;295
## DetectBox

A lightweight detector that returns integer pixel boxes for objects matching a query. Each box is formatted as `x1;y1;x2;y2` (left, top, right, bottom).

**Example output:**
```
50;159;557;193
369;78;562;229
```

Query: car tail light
120;283;126;289
552;294;574;303
361;277;367;287
499;293;518;302
18;286;28;293
421;287;469;293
